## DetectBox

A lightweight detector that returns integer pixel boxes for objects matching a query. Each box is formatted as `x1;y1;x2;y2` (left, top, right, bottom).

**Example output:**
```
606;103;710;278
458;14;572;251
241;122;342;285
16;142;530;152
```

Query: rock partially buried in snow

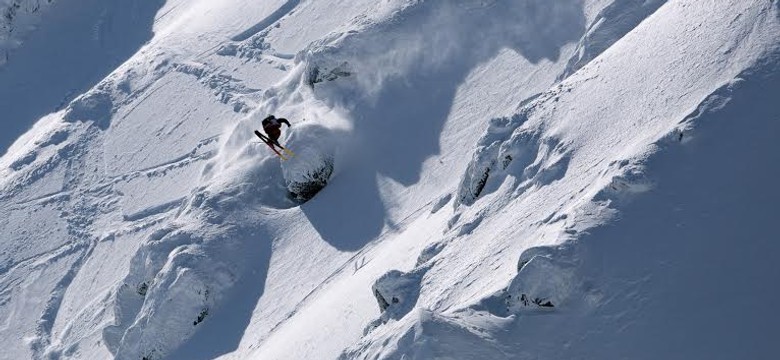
365;268;427;335
504;245;578;313
285;155;334;202
63;85;115;130
305;61;352;86
371;269;423;317
281;123;341;202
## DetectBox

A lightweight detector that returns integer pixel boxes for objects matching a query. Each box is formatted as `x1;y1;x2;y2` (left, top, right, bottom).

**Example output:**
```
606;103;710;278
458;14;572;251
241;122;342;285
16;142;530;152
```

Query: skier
261;114;291;147
255;114;294;160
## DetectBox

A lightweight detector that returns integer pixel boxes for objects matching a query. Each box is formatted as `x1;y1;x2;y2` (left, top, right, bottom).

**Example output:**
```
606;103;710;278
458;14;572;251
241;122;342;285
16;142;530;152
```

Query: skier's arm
279;118;291;127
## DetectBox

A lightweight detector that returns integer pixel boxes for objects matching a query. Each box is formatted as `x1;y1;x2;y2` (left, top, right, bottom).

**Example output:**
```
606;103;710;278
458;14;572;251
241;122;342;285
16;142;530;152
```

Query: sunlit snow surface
0;0;778;359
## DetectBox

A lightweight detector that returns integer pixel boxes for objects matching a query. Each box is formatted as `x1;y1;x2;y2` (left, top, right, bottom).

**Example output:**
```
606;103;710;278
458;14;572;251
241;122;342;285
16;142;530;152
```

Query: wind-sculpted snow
370;270;424;318
63;85;115;130
390;54;780;360
483;243;582;315
281;123;338;202
455;116;572;208
102;179;277;359
173;61;261;113
342;309;513;360
558;0;668;81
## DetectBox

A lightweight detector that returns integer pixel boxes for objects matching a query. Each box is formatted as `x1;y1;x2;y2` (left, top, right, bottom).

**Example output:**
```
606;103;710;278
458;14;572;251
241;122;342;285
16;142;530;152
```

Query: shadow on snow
0;0;165;156
302;0;587;251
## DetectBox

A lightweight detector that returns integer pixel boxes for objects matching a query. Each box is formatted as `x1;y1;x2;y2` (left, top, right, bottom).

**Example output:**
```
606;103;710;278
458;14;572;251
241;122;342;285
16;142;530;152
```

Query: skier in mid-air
261;115;291;145
255;114;294;159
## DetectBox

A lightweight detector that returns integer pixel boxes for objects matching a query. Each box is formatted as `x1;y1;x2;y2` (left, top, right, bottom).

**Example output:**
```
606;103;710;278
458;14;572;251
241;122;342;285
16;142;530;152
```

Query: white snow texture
1;0;779;359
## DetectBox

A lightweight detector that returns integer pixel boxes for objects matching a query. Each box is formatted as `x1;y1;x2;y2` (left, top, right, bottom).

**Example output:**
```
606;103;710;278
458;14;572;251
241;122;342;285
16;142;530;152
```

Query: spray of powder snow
198;0;584;203
300;0;585;101
198;63;353;207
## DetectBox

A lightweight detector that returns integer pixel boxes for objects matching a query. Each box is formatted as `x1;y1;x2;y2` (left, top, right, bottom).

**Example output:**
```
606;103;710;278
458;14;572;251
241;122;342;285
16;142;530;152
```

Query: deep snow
1;0;779;359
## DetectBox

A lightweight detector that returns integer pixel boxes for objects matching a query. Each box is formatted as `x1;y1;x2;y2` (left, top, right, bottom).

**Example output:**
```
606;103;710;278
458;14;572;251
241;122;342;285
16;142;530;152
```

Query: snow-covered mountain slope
0;0;778;359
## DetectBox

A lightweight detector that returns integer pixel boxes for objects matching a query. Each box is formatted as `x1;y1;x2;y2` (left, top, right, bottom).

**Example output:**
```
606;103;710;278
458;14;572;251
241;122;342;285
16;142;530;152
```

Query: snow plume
101;57;361;359
203;65;354;206
100;65;360;360
302;0;586;100
204;0;588;202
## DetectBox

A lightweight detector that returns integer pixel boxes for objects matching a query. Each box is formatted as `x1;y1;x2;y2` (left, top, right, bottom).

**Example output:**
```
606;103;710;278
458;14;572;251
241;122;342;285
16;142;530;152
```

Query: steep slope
342;1;780;356
0;0;777;359
346;57;780;360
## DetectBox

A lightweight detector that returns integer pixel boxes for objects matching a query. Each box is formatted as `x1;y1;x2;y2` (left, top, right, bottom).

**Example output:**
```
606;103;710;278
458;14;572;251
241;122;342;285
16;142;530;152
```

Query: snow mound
503;244;579;312
366;267;428;335
63;85;115;130
101;179;277;359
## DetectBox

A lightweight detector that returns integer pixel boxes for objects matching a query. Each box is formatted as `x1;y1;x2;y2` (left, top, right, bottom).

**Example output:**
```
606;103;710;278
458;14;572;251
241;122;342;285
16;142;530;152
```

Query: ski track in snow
28;240;95;358
0;91;222;358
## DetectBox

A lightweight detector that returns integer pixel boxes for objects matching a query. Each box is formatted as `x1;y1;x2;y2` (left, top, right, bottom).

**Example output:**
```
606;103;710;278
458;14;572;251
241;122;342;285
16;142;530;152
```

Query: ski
254;130;291;160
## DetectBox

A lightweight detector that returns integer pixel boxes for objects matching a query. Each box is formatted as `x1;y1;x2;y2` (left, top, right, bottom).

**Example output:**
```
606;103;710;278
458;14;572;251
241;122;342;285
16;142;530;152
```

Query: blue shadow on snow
303;0;587;251
0;0;165;156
